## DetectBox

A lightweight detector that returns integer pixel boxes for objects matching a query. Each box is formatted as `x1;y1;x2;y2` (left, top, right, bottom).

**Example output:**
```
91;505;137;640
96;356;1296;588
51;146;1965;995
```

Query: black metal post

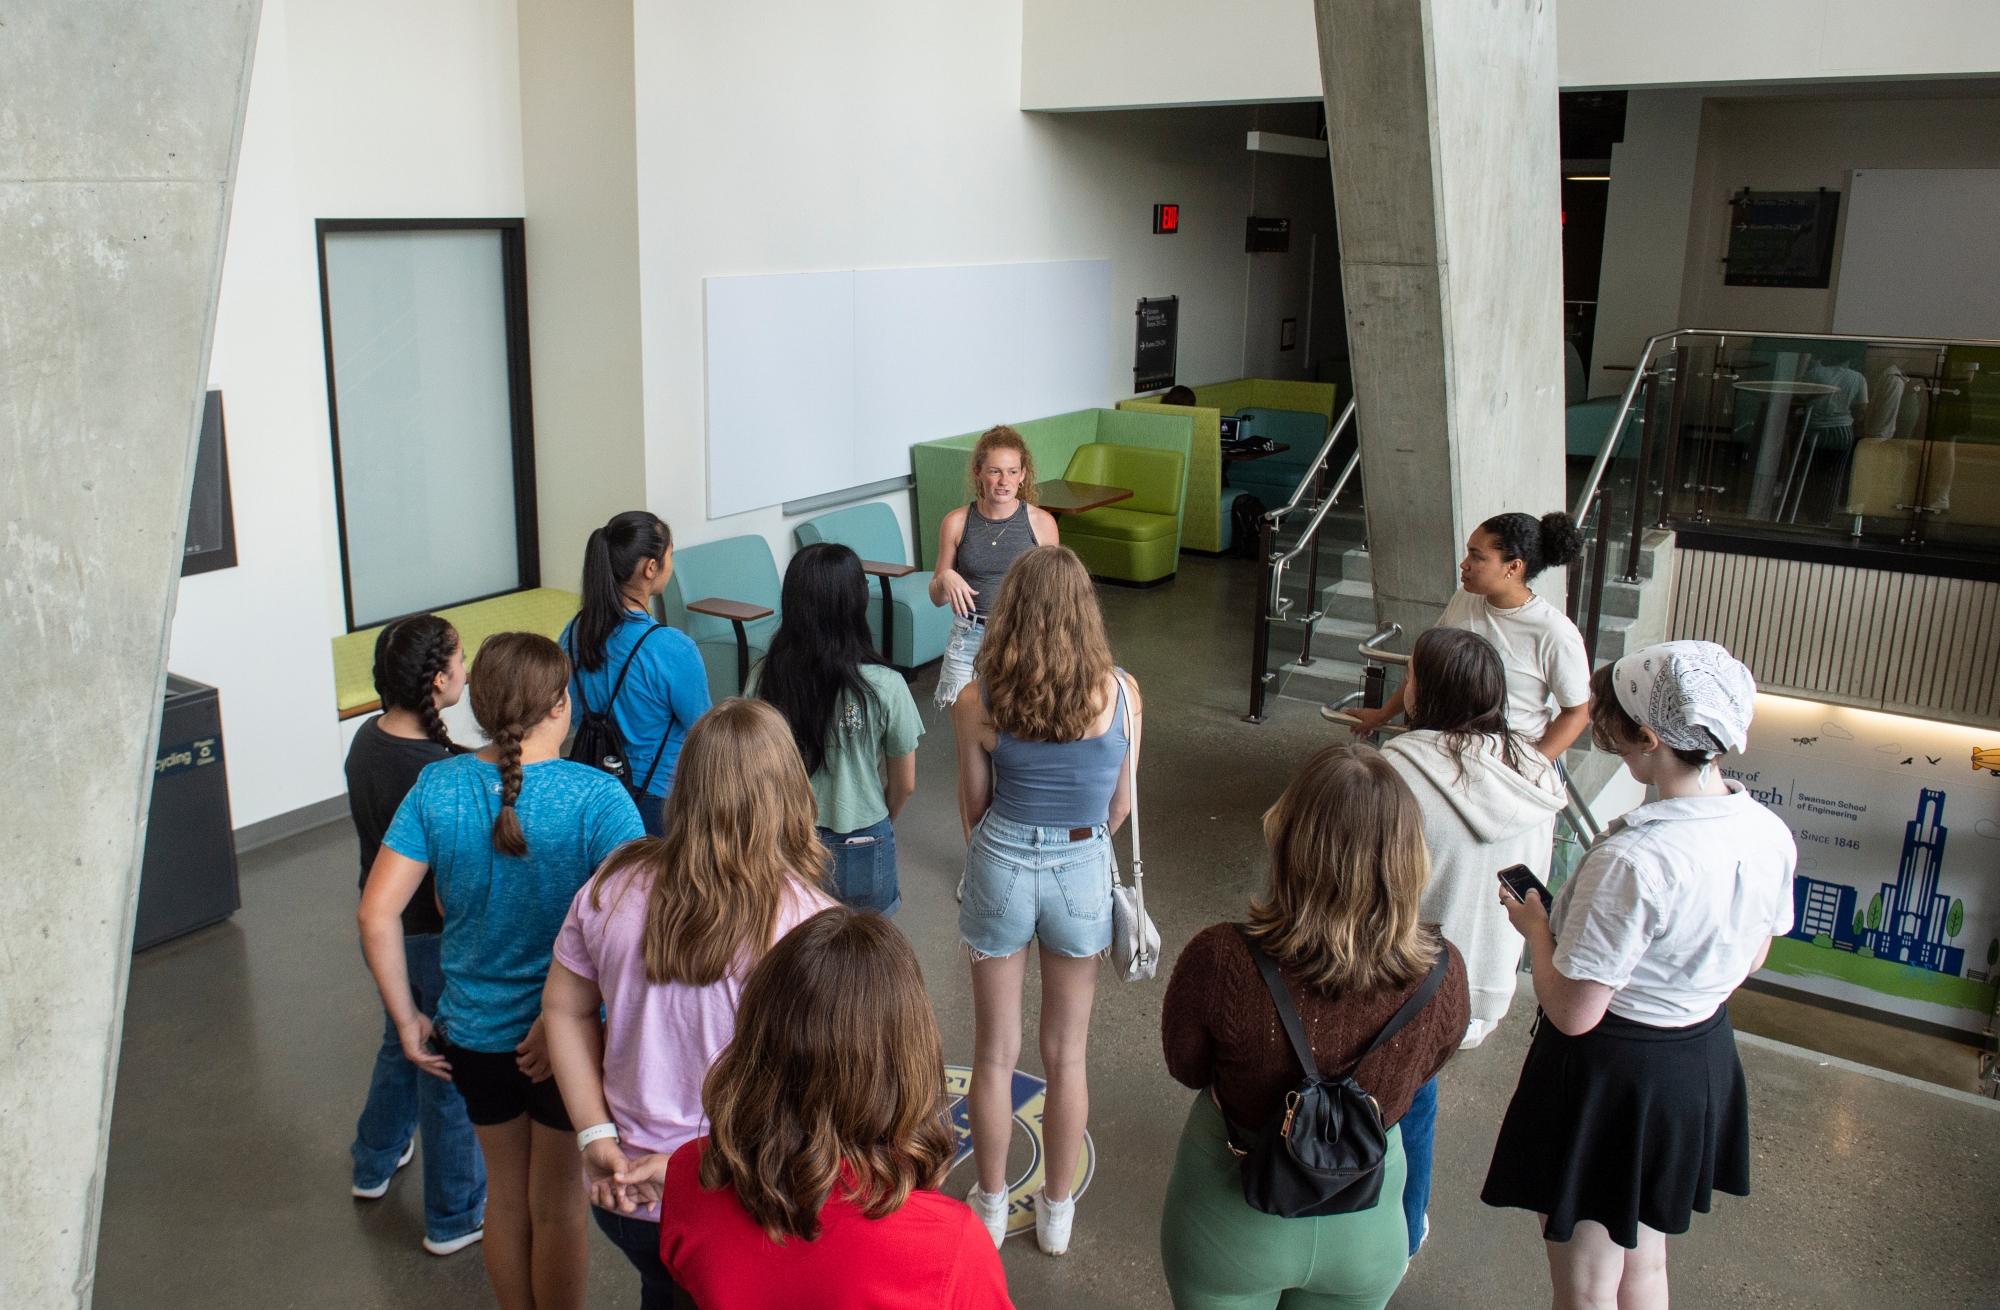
1244;519;1277;723
732;619;751;694
1625;366;1660;582
1297;513;1322;668
1656;344;1688;528
1582;494;1610;668
877;575;896;665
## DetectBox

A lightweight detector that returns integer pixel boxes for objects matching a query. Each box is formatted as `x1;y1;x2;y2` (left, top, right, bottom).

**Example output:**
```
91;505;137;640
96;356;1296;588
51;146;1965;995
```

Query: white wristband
576;1122;620;1149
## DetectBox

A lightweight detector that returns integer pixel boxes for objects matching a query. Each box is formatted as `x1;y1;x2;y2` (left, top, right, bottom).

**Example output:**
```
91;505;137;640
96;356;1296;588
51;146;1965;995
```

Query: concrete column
1312;0;1570;637
0;4;259;1305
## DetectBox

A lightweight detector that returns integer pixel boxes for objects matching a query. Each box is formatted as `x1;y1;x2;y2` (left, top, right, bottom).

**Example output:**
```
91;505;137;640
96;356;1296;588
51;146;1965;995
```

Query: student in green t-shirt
752;543;923;914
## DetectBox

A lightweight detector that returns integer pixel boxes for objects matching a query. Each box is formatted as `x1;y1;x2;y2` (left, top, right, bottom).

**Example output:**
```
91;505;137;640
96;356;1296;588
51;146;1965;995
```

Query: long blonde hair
966;425;1039;505
1249;743;1438;993
976;544;1115;742
589;698;828;986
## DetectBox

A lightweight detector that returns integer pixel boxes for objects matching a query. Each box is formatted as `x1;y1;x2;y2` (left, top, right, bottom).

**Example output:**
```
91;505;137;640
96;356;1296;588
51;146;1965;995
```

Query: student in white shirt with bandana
1480;641;1796;1310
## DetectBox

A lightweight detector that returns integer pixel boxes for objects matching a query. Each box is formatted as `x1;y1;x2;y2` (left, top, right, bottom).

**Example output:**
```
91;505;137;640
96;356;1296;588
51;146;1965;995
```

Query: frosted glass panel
325;229;520;627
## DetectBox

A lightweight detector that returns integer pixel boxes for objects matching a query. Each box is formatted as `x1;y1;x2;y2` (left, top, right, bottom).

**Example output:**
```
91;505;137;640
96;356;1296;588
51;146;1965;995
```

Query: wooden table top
686;597;774;622
1222;442;1291;462
861;559;917;578
1035;479;1134;515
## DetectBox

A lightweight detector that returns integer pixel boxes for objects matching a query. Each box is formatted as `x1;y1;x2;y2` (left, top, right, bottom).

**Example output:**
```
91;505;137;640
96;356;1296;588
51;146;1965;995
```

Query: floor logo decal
944;1065;1094;1238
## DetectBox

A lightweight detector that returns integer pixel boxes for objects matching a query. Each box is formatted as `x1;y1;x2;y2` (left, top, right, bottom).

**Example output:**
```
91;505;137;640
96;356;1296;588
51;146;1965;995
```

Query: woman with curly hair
951;544;1140;1256
657;906;1012;1309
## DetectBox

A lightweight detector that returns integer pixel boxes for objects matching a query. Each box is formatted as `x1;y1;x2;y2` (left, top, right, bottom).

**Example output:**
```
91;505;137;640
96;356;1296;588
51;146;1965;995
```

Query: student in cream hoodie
1381;627;1565;1256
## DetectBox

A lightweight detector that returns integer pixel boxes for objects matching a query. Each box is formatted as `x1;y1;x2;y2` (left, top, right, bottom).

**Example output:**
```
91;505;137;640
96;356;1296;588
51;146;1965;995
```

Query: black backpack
564;625;667;796
1223;924;1449;1218
1230;494;1269;560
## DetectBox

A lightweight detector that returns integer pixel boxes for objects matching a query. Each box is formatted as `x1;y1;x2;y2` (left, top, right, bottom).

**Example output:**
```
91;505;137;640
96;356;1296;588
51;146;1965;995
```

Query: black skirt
1480;1006;1750;1248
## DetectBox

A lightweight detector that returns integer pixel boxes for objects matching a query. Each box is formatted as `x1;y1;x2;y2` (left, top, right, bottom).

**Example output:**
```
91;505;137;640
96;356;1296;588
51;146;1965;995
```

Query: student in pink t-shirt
542;698;837;1310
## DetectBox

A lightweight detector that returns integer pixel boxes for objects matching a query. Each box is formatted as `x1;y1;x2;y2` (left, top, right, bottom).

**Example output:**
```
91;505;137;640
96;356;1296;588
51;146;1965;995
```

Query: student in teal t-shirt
752;543;922;915
361;632;643;1310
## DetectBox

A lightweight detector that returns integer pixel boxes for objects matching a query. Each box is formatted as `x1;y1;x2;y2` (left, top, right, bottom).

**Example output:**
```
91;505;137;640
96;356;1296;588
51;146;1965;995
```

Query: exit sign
1153;203;1180;234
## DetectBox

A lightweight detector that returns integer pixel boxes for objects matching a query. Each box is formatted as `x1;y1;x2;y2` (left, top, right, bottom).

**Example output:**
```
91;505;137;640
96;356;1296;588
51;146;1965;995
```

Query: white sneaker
1033;1187;1075;1255
351;1138;416;1199
968;1186;1008;1248
423;1228;483;1257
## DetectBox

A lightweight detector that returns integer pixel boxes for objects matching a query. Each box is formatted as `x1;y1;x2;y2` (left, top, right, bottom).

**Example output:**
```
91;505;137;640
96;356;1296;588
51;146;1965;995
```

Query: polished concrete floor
100;554;2000;1309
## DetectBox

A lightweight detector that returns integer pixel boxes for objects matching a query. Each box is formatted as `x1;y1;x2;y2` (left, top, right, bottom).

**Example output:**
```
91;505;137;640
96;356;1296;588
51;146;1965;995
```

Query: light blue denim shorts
959;813;1114;960
934;613;985;710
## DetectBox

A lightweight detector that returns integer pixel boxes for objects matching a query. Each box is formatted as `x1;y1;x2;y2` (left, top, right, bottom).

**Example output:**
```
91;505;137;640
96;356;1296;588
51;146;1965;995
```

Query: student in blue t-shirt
560;511;711;837
361;631;644;1310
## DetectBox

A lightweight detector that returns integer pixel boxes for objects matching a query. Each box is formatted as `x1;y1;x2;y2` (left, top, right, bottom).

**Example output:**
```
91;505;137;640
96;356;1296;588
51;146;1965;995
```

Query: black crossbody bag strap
1352;950;1450;1068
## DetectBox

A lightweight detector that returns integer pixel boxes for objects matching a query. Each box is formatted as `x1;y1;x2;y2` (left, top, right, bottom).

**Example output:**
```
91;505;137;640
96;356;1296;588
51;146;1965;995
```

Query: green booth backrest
1064;443;1184;516
1115;399;1222;551
793;502;908;565
661;534;783;646
908;408;1194;567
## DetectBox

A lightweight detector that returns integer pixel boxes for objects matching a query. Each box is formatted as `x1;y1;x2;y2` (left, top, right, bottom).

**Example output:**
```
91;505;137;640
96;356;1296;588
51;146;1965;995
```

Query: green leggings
1159;1093;1410;1310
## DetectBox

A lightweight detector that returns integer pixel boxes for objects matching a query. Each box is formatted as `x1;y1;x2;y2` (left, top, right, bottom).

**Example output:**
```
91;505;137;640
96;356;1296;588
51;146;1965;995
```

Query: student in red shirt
656;907;1012;1310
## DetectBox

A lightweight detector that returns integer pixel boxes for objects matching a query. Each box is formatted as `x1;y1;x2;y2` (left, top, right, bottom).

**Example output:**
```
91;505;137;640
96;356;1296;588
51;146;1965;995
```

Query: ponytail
372;614;460;751
467;632;573;856
1479;510;1583;581
576;511;673;673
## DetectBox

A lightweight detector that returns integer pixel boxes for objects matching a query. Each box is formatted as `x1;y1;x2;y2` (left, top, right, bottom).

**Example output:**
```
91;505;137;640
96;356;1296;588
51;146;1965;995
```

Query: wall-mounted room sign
1723;189;1841;288
1246;216;1290;253
1732;694;2000;1034
183;389;237;577
1134;296;1178;393
1153;203;1180;234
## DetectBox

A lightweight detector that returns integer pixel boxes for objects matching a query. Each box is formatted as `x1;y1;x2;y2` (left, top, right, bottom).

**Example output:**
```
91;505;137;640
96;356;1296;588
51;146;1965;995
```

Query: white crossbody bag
1109;674;1160;982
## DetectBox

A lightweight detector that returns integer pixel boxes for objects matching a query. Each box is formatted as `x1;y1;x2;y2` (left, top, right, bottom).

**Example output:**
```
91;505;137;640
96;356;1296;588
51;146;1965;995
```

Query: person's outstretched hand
1347;705;1394;738
935;568;978;617
397;1012;452;1080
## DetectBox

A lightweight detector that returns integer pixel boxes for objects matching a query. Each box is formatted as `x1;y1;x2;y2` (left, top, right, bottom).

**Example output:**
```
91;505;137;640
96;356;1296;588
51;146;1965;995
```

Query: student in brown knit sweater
1158;743;1469;1310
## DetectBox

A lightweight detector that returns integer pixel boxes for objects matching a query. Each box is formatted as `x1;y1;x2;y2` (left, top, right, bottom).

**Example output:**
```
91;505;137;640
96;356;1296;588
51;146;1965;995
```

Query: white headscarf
1611;641;1757;757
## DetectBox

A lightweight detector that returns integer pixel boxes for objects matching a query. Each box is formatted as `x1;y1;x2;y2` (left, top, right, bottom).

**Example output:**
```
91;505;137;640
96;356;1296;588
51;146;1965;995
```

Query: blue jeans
634;789;667;838
1399;1076;1438;1255
593;1206;680;1310
958;813;1113;959
818;815;899;915
352;933;487;1242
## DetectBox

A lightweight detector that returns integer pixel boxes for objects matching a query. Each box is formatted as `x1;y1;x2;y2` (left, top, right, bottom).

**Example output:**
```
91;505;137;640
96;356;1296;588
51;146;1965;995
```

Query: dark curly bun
1479;510;1582;581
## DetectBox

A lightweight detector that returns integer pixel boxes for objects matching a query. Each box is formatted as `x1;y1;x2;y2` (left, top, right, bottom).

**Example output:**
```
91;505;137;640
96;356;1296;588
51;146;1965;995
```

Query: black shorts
441;1039;574;1131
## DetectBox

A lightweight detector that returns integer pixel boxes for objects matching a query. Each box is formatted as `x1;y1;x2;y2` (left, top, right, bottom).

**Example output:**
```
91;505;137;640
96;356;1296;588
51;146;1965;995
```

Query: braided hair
467;632;573;857
372;615;460;751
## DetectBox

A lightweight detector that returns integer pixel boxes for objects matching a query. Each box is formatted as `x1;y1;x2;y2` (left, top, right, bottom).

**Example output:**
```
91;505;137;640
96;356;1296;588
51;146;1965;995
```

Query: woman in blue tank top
949;544;1143;1259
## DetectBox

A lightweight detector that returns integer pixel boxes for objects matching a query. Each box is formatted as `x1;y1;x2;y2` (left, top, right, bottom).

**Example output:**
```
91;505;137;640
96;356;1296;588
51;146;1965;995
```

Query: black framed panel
315;217;539;632
182;389;238;577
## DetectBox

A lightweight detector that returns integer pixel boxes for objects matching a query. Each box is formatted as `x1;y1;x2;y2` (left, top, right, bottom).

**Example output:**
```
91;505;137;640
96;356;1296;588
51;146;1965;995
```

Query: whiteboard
705;259;1112;518
1831;169;2000;340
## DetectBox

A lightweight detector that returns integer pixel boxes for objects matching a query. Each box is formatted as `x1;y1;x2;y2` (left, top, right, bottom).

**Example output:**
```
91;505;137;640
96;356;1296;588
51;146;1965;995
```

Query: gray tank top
955;501;1037;616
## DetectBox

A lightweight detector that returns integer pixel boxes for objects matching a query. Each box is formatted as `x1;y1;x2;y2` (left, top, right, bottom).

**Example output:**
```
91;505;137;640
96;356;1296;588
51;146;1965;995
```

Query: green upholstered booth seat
333;587;581;718
1058;443;1186;583
794;503;952;669
909;408;1194;569
1114;399;1223;550
662;534;783;703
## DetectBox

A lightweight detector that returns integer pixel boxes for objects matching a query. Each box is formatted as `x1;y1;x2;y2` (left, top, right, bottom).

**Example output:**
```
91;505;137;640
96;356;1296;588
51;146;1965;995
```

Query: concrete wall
517;0;647;597
1020;0;2000;111
0;3;260;1303
166;0;529;830
1586;89;1703;396
631;0;1307;565
1676;86;2000;335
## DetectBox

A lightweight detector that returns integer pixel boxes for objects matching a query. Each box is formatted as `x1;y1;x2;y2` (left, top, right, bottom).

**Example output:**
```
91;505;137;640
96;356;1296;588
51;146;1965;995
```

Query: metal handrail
1267;447;1361;621
1570;325;2000;523
1358;622;1408;667
1562;771;1603;844
1266;397;1360;524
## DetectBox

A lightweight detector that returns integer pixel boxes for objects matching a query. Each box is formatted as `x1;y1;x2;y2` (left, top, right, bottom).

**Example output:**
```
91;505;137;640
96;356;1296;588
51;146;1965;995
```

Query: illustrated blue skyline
1788;788;1965;977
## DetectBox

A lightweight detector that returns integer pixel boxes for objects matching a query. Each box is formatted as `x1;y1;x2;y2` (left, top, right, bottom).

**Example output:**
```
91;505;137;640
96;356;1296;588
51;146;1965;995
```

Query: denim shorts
958;813;1114;959
818;814;900;916
934;614;985;709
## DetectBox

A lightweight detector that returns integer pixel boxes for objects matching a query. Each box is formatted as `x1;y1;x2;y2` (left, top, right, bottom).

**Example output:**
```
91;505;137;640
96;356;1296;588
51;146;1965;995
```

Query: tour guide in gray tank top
955;500;1038;616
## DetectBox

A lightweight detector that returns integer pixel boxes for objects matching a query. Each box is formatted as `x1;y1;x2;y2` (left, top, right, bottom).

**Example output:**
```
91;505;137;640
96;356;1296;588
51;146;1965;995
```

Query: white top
1384;731;1565;1047
1550;782;1797;1027
1438;589;1591;742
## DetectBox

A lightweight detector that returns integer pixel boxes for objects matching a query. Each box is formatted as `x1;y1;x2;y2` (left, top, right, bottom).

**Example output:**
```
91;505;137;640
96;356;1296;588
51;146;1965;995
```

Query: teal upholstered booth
662;534;783;703
794;503;951;670
1057;443;1186;583
1227;407;1334;511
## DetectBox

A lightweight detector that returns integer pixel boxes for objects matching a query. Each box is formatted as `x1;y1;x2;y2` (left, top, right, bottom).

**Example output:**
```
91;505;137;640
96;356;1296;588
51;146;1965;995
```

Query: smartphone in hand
1496;862;1553;910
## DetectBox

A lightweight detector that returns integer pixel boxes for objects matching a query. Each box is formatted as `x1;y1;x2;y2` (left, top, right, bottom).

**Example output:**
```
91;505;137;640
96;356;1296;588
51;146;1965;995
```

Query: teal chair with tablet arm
795;503;951;670
662;534;782;701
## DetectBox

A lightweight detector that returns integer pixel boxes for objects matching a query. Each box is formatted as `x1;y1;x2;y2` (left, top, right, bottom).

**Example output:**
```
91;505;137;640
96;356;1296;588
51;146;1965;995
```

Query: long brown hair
699;907;955;1242
467;632;571;856
976;544;1115;742
590;699;827;986
1249;743;1438;993
1404;626;1524;781
966;425;1039;505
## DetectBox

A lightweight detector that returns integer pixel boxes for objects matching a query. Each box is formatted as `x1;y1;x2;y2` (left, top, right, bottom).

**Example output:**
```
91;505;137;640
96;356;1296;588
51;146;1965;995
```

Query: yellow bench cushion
1059;506;1180;543
333;587;582;717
